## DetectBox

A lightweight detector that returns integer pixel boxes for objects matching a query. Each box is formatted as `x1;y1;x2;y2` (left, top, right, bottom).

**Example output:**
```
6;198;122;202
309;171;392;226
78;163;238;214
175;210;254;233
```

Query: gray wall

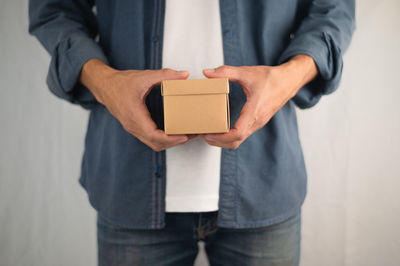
1;1;399;265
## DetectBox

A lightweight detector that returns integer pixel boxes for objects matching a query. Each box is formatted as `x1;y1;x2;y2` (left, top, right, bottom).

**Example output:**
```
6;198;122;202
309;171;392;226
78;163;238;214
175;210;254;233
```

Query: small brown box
161;78;230;135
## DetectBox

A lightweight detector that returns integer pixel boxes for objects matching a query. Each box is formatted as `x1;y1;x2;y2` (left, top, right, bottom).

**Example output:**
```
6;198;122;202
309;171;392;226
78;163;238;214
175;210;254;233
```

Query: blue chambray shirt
28;0;355;229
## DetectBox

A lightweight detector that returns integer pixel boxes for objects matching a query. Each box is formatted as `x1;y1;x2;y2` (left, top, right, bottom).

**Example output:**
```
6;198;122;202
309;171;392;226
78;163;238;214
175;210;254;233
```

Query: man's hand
201;55;318;150
80;58;191;151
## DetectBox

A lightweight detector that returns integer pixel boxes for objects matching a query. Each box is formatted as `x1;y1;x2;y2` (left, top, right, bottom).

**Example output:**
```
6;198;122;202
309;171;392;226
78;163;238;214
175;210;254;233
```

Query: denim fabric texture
28;0;355;229
97;210;301;266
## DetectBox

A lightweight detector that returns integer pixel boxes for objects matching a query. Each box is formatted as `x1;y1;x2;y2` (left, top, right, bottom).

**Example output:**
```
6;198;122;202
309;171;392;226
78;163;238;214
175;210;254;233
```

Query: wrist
79;58;117;104
286;54;318;87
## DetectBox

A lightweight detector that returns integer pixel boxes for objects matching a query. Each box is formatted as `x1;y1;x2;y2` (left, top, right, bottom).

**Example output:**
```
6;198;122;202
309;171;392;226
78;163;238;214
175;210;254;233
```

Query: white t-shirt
162;0;224;212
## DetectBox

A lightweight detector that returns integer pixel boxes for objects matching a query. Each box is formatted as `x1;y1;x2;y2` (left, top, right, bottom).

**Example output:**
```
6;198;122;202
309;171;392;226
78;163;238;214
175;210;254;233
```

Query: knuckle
235;130;246;141
267;66;277;76
206;140;215;146
219;65;229;73
150;146;158;152
155;147;163;152
162;68;175;75
205;139;218;147
142;69;151;74
230;142;240;150
122;123;134;135
150;144;162;152
148;134;157;144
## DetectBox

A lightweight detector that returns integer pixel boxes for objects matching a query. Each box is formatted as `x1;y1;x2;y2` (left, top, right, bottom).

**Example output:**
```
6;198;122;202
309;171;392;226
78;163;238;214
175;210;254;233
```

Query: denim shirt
28;0;355;229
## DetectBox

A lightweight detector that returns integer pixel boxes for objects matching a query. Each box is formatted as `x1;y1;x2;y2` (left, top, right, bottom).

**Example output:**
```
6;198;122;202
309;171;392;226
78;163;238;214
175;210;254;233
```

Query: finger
202;99;257;144
186;134;200;140
203;65;245;84
148;129;190;150
145;68;190;89
132;103;189;149
203;137;243;150
201;129;242;144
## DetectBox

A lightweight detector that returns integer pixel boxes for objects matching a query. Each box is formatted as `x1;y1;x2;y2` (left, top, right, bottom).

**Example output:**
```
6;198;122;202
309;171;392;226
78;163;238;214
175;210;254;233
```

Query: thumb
146;68;190;87
203;65;242;83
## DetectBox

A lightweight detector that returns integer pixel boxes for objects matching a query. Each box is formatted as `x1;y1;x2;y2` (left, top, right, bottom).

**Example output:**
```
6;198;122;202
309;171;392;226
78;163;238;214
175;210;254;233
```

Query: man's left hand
200;54;318;150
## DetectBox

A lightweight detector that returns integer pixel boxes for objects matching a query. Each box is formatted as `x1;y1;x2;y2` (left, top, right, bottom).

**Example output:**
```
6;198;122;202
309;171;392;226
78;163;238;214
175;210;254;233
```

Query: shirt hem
80;176;305;230
79;177;167;229
216;201;304;229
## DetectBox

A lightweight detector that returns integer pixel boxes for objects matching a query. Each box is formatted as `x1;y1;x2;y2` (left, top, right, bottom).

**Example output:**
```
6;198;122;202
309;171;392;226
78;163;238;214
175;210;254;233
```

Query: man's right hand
79;58;190;151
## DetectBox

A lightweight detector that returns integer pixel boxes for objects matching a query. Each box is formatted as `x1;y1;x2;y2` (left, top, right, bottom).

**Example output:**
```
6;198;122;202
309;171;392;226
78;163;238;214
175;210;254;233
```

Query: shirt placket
216;0;242;227
150;0;241;229
150;0;166;229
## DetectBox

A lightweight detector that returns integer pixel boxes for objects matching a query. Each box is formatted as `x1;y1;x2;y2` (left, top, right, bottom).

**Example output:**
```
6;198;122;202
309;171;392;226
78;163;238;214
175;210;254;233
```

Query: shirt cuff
278;31;343;109
46;33;109;109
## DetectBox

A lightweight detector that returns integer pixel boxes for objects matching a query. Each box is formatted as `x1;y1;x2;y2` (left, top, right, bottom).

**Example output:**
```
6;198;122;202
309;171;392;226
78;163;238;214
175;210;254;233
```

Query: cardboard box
161;78;230;135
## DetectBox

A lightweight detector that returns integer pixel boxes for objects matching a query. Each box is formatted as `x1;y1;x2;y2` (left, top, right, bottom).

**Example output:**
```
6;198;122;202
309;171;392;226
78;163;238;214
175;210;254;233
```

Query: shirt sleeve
28;0;109;109
278;0;356;109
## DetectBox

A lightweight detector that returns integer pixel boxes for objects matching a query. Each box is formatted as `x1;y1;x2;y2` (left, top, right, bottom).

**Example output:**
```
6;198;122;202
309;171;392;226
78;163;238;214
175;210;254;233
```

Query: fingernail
204;136;215;141
176;70;187;75
204;68;215;73
178;138;188;143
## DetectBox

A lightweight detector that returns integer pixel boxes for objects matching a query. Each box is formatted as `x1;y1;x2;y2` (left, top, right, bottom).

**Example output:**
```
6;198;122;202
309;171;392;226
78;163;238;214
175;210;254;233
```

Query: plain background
1;1;399;265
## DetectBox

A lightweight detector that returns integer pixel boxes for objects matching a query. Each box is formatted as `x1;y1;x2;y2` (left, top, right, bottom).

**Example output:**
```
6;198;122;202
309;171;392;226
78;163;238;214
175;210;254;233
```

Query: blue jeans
97;210;301;266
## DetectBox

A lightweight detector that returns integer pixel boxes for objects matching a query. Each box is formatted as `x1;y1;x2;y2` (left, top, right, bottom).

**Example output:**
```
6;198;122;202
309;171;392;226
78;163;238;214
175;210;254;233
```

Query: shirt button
223;30;232;40
289;33;295;39
152;35;159;42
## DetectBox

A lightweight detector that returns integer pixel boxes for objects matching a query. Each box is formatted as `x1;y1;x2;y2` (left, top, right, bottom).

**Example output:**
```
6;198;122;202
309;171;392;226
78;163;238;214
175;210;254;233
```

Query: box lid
161;78;229;96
